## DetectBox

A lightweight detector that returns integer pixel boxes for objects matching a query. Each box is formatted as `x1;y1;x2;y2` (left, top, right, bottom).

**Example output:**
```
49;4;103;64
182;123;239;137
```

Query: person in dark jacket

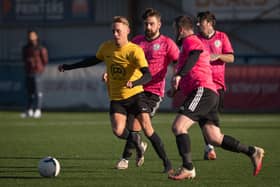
21;30;48;118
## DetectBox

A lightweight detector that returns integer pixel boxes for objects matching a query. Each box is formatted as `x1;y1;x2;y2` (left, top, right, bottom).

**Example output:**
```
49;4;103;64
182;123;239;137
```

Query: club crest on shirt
153;43;160;51
214;40;221;48
111;64;126;80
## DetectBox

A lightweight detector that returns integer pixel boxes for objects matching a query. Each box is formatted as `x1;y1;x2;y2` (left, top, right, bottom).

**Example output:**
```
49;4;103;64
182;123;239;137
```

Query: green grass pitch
0;111;279;187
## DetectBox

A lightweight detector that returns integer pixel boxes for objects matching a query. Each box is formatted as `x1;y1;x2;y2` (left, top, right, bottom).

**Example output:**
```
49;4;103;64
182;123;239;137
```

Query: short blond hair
112;16;130;27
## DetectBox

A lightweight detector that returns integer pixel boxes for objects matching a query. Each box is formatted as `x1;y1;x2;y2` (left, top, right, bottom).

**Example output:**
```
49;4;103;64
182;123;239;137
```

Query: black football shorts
178;87;220;127
110;92;151;116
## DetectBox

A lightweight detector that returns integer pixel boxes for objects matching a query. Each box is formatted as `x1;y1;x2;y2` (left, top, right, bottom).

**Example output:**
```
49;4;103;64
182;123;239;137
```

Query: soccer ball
38;156;61;177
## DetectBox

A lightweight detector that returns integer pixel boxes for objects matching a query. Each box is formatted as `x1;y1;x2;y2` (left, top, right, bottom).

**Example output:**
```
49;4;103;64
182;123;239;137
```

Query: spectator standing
21;30;48;118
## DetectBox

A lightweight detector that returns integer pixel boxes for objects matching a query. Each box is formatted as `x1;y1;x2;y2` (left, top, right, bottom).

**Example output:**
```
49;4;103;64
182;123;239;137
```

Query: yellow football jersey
96;40;148;100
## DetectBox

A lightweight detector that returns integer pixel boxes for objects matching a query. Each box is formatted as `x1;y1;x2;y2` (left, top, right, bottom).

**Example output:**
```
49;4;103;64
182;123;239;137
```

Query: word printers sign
2;0;64;21
183;0;280;20
1;0;93;23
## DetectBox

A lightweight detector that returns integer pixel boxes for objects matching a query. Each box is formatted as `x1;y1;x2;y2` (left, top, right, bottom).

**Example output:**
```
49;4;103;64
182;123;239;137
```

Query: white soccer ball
38;156;61;177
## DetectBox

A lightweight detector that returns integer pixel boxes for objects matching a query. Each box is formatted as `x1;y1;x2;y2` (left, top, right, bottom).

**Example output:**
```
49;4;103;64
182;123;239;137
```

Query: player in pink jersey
196;11;235;160
168;15;264;180
133;33;178;99
114;8;179;173
197;11;234;111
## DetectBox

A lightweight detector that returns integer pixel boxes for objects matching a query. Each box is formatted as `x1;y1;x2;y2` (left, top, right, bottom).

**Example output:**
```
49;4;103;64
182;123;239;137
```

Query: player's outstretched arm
58;56;102;72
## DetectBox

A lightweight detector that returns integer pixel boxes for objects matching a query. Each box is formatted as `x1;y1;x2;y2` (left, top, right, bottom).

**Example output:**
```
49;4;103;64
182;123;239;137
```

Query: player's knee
143;128;154;137
172;124;186;135
131;120;142;131
113;130;120;137
141;122;154;137
113;127;125;138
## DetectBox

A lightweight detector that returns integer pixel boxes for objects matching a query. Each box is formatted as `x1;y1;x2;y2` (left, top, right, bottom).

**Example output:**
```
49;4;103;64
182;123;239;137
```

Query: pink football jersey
132;35;179;97
176;35;217;96
198;31;234;90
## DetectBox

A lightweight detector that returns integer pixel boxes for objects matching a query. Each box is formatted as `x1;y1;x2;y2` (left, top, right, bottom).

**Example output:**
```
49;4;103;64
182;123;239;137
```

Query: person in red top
168;15;264;180
196;11;235;160
21;30;48;118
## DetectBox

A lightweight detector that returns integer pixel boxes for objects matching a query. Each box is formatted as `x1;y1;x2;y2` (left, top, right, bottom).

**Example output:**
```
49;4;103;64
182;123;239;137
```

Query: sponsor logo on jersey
214;40;222;48
153;43;160;51
111;64;126;80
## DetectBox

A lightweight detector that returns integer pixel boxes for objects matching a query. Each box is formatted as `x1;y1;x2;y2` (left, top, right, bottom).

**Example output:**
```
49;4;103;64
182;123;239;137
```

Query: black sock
148;132;171;168
221;135;256;156
176;134;193;170
203;134;209;146
221;135;240;152
122;140;134;159
237;144;256;157
128;131;143;158
122;131;140;159
118;128;129;140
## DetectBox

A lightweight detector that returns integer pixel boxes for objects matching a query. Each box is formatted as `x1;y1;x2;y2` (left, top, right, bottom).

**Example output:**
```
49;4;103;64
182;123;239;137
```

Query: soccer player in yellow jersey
58;16;173;173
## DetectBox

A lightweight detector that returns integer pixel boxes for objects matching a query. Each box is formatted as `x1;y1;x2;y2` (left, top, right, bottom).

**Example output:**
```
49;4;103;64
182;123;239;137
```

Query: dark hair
142;8;161;21
174;15;194;30
197;11;216;26
27;29;40;44
27;29;39;37
27;28;36;33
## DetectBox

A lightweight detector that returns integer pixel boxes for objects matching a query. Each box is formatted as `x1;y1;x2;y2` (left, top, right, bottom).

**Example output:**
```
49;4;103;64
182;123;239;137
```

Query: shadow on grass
0;156;113;161
0;176;42;179
0;155;111;179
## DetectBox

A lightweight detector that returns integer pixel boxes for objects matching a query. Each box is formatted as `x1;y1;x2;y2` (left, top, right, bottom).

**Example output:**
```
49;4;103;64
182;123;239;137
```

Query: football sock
221;135;256;156
148;133;170;164
122;140;134;159
221;135;240;152
122;131;139;159
163;158;172;172
118;128;129;139
128;131;143;158
176;134;193;170
238;144;256;157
